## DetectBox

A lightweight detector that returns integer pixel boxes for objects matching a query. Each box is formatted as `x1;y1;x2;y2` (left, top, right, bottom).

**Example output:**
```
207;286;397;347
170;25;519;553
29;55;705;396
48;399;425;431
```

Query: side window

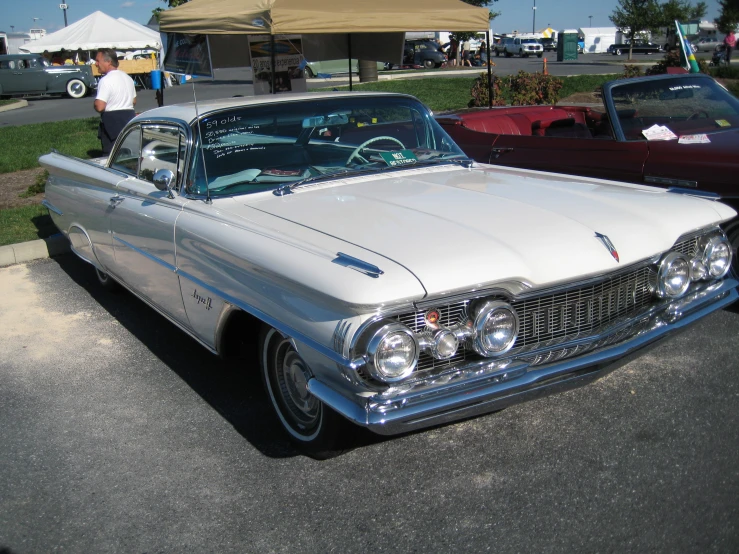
139;126;187;187
110;127;141;175
28;58;40;68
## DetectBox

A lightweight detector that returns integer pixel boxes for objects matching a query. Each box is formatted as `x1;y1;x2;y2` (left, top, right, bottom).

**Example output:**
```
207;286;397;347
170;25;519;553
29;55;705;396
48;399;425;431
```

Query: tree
716;0;739;34
451;0;501;44
152;0;189;21
659;0;707;25
610;0;664;59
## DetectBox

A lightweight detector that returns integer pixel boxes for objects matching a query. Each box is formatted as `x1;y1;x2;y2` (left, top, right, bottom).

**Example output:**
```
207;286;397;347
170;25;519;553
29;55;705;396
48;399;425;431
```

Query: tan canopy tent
159;0;490;35
159;0;493;101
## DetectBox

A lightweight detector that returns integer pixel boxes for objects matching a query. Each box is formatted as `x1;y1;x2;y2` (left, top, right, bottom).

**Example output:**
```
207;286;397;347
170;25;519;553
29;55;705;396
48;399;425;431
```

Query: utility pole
589;15;593;27
532;0;537;34
60;4;69;27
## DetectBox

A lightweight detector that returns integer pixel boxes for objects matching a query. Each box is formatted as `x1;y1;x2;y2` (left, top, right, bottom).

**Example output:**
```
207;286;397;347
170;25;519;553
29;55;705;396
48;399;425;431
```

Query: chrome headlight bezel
656;252;691;298
471;300;519;356
364;321;419;383
701;235;732;279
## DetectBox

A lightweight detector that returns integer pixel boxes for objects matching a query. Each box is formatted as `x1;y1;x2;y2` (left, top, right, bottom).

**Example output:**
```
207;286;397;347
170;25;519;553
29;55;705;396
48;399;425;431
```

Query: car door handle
109;195;125;206
491;147;514;159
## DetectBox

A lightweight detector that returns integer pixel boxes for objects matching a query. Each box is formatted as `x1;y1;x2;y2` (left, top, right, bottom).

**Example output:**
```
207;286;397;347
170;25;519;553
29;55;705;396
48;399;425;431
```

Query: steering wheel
346;136;405;165
687;110;710;120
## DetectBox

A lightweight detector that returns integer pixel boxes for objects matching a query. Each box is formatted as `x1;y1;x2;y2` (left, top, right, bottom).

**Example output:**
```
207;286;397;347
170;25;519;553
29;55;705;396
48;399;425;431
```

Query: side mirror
153;169;175;198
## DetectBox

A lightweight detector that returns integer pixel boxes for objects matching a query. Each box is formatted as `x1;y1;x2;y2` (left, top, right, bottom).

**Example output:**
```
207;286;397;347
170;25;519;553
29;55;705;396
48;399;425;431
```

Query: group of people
441;38;490;67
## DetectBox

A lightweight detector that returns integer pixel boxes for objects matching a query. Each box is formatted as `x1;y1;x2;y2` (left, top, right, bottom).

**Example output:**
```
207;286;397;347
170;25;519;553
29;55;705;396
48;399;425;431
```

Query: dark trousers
98;109;135;155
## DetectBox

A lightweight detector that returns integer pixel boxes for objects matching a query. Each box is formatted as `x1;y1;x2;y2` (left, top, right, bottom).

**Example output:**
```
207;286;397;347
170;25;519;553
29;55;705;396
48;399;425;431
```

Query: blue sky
1;0;724;34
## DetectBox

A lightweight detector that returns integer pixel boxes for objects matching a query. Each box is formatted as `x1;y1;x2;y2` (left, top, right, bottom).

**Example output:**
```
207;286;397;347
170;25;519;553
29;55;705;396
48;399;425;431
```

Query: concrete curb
0;234;70;267
0;99;28;113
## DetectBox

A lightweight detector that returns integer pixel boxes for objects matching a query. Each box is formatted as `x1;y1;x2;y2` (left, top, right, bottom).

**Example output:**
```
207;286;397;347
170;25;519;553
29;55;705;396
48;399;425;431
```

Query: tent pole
487;30;492;108
348;34;352;92
270;34;276;94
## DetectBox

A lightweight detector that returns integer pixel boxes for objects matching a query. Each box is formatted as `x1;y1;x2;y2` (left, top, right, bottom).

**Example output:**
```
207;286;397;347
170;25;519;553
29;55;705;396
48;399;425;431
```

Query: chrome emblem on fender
595;232;620;262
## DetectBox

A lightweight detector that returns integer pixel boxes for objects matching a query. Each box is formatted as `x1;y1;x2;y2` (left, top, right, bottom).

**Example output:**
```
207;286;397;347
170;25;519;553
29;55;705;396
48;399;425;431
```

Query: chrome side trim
332;252;384;278
113;236;178;273
174;267;362;369
42;199;63;216
646;176;698;188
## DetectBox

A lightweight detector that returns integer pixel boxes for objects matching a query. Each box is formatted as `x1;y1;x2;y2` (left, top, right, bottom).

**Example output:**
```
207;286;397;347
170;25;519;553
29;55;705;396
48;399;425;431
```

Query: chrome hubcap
274;340;319;429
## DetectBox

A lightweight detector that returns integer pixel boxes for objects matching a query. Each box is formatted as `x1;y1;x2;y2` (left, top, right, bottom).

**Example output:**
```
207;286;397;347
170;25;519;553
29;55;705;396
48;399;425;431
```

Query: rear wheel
66;79;87;99
615;48;622;55
304;66;314;78
260;326;346;458
537;53;543;58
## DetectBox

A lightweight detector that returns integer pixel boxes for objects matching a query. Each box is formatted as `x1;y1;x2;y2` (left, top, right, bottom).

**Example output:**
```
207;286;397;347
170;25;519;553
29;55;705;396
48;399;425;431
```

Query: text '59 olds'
40;91;737;457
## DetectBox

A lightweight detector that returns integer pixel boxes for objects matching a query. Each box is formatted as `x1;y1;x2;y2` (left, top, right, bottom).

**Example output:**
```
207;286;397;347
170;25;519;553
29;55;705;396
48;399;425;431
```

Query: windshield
608;76;739;141
522;39;540;44
186;96;466;197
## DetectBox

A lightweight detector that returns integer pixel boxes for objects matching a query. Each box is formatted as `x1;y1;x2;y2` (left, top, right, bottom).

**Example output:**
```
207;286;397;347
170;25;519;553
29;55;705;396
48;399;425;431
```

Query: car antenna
191;80;212;205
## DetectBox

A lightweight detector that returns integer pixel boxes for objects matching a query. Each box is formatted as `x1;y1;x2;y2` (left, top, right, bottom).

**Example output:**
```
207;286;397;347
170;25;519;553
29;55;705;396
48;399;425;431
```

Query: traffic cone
543;57;548;75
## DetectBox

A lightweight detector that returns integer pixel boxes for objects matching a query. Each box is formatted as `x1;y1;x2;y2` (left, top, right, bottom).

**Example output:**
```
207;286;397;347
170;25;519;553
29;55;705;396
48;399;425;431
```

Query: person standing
94;48;136;155
461;39;472;66
724;30;736;66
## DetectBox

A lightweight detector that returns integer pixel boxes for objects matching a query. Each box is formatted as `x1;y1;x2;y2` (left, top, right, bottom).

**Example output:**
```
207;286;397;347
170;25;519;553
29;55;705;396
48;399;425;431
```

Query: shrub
468;72;506;107
507;70;563;105
621;64;643;79
710;65;739;79
646;50;709;75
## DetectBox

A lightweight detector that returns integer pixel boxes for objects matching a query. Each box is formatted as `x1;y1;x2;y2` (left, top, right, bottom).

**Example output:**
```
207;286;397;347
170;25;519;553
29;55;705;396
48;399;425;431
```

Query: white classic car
41;92;737;456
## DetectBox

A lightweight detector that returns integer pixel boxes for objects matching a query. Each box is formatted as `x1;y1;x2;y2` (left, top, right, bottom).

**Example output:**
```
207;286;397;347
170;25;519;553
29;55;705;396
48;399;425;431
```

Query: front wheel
66;79;87;99
304;66;315;78
537;53;543;58
423;59;435;69
260;327;346;457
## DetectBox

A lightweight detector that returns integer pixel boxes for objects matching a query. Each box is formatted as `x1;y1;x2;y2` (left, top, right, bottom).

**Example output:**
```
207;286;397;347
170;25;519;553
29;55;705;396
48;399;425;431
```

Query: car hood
227;164;734;297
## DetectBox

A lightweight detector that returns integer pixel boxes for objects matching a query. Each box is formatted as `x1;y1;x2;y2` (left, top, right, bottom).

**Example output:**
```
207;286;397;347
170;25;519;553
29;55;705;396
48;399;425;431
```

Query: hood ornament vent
595;232;620;262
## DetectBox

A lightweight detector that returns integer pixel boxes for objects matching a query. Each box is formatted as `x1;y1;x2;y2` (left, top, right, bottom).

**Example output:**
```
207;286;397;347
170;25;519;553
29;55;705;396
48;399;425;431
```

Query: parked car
541;37;558;52
608;41;663;55
436;73;739;261
304;59;386;78
693;37;720;52
495;37;544;58
41;91;737;456
399;39;447;69
0;54;96;98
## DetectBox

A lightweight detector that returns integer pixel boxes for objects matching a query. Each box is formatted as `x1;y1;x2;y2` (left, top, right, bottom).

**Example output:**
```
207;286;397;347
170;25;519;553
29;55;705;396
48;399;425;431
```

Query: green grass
0;204;57;247
0;98;20;107
557;73;620;99
0;117;101;174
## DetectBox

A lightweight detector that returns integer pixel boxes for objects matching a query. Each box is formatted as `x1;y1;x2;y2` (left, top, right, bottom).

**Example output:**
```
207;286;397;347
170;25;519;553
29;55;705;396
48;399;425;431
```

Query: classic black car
0;54;96;99
398;39;447;69
608;41;663;55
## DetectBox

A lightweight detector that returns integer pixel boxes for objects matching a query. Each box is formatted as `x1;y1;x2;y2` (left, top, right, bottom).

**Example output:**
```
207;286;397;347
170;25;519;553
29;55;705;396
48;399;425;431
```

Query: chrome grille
396;301;469;374
394;264;659;377
509;265;655;352
673;236;699;259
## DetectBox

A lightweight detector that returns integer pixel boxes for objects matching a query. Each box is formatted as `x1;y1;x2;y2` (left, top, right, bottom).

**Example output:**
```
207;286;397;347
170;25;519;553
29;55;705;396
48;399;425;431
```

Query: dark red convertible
437;73;739;255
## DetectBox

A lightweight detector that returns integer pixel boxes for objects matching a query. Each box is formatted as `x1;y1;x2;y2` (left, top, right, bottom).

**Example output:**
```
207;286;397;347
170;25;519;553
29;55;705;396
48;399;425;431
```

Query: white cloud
121;1;135;7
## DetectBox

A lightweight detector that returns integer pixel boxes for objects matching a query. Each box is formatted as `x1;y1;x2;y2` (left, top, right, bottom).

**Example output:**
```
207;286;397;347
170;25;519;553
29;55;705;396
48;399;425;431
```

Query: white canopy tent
19;11;162;53
578;27;618;54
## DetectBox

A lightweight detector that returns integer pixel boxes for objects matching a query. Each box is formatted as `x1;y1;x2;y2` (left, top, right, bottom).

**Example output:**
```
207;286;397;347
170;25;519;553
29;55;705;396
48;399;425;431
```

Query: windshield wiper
272;158;474;196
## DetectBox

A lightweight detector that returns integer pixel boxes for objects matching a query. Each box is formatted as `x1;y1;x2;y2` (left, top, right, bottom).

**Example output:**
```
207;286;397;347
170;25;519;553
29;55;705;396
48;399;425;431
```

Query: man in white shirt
94;49;137;154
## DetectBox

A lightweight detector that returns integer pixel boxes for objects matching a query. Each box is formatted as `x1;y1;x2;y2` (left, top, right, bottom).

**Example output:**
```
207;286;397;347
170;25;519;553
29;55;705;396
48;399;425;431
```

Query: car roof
132;91;417;126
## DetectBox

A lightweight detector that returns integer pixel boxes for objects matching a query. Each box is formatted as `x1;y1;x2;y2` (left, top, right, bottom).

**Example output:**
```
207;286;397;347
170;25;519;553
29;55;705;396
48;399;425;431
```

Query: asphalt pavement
1;255;737;552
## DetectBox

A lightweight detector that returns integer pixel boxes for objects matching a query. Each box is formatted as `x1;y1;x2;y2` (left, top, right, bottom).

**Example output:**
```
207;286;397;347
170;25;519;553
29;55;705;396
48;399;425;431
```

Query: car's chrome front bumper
308;277;737;436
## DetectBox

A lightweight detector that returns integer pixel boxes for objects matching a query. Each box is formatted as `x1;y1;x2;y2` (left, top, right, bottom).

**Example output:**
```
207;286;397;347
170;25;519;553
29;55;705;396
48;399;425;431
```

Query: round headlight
472;300;519;356
365;323;418;382
702;235;732;279
657;252;691;298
